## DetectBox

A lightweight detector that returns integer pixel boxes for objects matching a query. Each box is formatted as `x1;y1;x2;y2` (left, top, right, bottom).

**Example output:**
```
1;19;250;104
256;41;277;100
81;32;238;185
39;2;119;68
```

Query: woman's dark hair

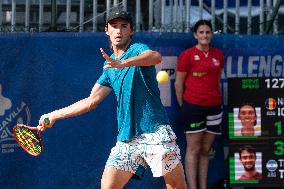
192;19;213;33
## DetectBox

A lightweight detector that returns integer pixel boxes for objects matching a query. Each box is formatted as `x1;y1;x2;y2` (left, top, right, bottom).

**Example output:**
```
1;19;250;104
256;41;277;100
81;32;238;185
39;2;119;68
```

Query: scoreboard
228;78;284;187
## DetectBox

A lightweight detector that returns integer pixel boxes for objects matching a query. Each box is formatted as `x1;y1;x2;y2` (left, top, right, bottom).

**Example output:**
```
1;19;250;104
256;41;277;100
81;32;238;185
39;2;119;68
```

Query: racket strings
14;126;42;155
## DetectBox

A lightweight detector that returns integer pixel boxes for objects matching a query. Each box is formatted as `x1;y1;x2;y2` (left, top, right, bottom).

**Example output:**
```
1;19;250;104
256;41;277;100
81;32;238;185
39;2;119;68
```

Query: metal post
66;0;71;31
260;0;264;35
273;0;279;34
161;0;165;31
25;0;30;32
51;0;57;31
79;0;84;32
198;0;203;20
93;0;98;32
114;0;118;6
235;0;240;34
149;0;153;31
106;0;111;19
247;0;252;34
266;0;272;30
211;0;215;32
11;0;16;32
136;0;141;31
174;0;178;32
39;0;43;32
169;0;173;31
122;0;127;11
266;0;281;34
0;0;2;31
223;0;228;33
185;0;191;32
179;0;184;32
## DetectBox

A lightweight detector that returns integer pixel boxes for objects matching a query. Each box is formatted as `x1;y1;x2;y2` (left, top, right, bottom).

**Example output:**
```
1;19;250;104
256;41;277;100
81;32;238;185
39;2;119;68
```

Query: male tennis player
238;145;262;180
238;103;258;136
38;7;187;189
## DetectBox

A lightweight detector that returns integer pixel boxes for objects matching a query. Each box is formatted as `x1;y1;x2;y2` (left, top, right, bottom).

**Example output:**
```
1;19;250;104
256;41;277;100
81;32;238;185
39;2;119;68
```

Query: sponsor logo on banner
0;84;31;154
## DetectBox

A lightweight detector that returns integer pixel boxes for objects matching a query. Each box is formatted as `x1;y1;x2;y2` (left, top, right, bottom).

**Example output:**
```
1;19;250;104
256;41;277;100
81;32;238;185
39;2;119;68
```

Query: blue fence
1;32;284;189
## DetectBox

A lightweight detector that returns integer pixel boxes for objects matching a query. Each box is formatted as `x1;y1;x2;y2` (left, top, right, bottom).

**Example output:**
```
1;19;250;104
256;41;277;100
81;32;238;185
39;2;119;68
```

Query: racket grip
44;118;50;125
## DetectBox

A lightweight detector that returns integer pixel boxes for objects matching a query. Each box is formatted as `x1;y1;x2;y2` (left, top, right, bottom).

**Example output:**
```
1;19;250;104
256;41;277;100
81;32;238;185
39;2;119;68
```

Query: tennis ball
156;71;169;84
255;125;261;131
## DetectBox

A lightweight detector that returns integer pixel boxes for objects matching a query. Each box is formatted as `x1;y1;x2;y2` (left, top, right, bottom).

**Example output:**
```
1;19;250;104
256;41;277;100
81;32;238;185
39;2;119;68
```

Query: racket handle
44;118;50;125
37;118;50;134
25;125;38;131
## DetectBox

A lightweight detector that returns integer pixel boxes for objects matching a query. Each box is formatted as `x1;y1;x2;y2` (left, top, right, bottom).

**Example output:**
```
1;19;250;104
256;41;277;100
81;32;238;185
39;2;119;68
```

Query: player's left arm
100;48;162;68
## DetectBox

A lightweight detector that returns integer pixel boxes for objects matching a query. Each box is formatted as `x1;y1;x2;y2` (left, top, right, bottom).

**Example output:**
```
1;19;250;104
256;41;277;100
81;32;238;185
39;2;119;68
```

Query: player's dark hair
239;145;256;158
105;7;134;52
192;19;213;33
105;6;134;30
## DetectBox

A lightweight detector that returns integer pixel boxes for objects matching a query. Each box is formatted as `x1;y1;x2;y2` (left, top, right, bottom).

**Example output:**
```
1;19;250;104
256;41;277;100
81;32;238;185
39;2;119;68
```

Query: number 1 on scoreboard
275;121;282;136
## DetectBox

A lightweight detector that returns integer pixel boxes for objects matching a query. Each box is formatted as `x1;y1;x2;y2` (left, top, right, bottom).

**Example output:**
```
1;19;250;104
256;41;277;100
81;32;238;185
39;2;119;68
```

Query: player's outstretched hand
100;48;125;69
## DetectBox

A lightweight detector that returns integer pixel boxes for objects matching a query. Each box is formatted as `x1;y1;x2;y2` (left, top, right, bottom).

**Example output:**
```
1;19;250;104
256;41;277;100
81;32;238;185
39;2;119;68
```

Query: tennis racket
13;118;50;156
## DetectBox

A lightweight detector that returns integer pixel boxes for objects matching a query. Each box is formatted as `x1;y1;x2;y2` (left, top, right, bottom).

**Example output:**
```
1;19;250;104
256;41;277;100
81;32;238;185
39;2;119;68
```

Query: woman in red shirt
175;20;224;189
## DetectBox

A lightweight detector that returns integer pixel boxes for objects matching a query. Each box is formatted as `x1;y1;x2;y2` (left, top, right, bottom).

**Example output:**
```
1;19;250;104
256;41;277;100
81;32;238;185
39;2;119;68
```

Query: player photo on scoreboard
231;145;263;183
232;103;261;137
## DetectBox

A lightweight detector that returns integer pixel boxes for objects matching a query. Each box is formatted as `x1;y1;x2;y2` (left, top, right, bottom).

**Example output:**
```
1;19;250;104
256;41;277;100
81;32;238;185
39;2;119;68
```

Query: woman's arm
174;71;187;107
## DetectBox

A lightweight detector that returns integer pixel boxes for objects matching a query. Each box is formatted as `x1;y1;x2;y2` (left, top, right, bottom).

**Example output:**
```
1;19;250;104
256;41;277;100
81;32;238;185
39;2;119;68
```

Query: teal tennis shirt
97;43;170;141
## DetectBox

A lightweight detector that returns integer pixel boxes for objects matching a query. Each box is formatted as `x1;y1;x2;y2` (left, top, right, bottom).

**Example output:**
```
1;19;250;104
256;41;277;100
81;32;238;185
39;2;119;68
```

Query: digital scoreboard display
228;78;284;187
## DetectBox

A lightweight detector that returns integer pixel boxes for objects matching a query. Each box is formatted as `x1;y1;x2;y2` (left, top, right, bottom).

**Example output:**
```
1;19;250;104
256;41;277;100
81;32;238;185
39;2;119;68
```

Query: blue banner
1;32;284;189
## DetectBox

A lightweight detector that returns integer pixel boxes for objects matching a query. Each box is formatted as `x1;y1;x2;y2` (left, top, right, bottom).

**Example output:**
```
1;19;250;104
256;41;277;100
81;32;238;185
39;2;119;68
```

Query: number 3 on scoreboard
274;140;284;156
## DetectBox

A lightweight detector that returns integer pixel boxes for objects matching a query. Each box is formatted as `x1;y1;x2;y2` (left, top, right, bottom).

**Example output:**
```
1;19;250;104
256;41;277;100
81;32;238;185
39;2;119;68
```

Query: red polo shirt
177;46;224;106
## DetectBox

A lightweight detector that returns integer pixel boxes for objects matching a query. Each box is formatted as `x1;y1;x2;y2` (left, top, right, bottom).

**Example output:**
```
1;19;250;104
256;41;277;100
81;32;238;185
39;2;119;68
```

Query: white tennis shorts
105;125;181;179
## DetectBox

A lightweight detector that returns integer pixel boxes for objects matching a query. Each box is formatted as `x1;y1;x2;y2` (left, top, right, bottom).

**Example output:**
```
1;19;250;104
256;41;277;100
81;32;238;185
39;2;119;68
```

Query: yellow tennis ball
255;125;261;131
156;71;169;84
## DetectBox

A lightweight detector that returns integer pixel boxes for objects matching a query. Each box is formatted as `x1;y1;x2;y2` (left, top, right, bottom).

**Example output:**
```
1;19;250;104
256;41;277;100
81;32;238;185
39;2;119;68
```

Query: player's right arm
38;83;112;130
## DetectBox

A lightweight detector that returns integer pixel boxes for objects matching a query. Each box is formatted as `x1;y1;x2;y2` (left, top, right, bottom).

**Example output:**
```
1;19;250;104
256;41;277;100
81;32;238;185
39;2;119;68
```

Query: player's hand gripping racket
13;118;50;156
